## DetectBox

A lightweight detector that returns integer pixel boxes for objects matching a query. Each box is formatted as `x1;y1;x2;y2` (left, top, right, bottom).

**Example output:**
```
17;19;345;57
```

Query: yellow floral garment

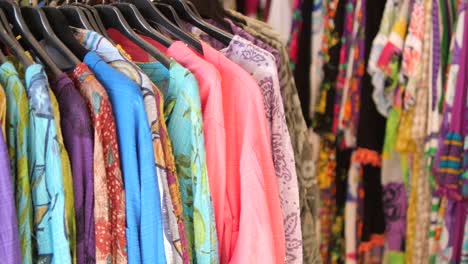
0;61;33;264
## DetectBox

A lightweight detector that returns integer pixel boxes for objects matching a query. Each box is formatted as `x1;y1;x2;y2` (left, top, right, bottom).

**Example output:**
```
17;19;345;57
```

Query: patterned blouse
71;63;128;263
25;63;71;263
138;60;219;264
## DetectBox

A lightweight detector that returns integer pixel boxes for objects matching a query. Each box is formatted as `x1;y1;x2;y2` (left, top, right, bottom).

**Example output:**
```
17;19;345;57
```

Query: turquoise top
138;60;219;263
25;63;71;264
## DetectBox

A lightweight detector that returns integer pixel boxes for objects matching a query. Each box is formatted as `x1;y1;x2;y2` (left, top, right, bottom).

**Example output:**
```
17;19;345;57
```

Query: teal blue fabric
84;51;166;264
137;60;219;263
25;64;71;263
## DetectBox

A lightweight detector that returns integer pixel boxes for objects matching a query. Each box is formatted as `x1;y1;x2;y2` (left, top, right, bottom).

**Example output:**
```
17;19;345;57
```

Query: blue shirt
25;64;71;264
84;51;166;264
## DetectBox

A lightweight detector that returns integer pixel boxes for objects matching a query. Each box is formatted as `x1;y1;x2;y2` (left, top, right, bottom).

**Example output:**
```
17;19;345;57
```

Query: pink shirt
108;30;285;264
198;41;285;264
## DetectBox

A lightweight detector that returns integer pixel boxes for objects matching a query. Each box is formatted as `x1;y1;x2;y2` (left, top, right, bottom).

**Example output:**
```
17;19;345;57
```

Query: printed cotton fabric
138;60;219;264
71;63;127;264
84;51;166;264
0;61;33;264
25;63;71;263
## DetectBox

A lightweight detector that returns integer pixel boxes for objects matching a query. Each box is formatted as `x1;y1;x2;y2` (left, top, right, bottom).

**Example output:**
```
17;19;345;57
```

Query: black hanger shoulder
0;9;32;67
127;0;203;54
113;3;172;47
159;0;233;46
58;5;94;31
0;6;14;37
21;7;80;66
0;0;61;77
188;0;229;24
73;4;102;34
153;2;187;31
42;7;89;60
70;3;118;45
94;4;171;68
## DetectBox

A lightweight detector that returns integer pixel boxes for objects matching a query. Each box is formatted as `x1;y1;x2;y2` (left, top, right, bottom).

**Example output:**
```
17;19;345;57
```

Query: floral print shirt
25;63;71;263
138;60;219;264
71;63;127;264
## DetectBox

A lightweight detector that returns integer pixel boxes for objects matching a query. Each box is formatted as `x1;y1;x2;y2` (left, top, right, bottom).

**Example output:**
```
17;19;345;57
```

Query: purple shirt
51;73;95;263
0;131;21;264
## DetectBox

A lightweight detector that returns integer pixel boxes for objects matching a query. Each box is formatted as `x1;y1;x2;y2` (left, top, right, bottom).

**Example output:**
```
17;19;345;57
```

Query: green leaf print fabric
137;60;219;264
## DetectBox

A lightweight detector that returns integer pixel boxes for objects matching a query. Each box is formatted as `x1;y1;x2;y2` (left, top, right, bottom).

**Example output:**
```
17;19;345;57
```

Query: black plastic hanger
58;4;94;30
73;4;102;33
0;48;6;64
21;7;80;67
0;0;61;77
42;7;89;60
153;2;187;31
71;2;115;44
189;0;230;24
185;1;201;18
127;0;203;54
0;9;32;67
113;2;172;47
159;0;232;46
186;0;236;29
94;4;171;67
0;6;14;37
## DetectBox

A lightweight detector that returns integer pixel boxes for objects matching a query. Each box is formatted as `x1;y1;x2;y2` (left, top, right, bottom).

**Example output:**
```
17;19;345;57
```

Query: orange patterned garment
71;63;127;263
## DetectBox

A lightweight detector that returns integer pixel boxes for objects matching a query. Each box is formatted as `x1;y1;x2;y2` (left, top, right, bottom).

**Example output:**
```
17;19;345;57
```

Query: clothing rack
0;0;316;263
